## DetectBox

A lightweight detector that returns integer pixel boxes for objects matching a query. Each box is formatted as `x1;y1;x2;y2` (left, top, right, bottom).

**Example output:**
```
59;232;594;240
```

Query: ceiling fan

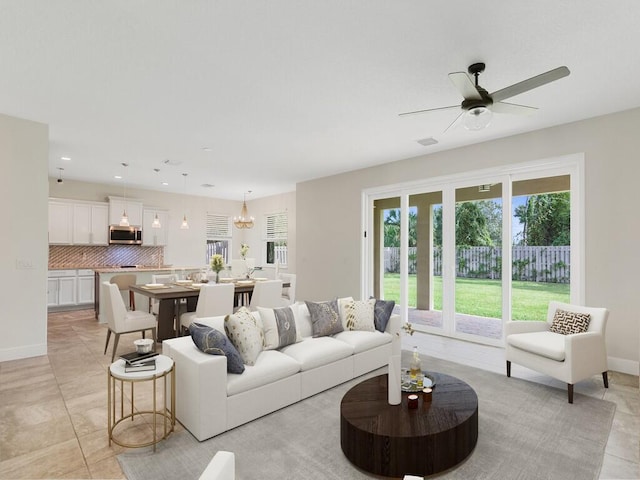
400;62;570;132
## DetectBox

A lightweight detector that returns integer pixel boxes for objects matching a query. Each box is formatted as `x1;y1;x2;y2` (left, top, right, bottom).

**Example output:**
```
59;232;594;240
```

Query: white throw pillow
293;302;313;339
224;307;264;366
258;305;299;350
337;296;354;329
343;299;376;331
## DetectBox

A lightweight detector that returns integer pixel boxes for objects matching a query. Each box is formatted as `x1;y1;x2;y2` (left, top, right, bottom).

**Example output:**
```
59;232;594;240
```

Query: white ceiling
1;1;639;200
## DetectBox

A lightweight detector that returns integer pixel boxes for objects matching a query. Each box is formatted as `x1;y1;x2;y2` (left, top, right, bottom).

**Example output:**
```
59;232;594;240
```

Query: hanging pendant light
234;191;254;229
180;173;189;229
152;213;161;228
119;163;130;227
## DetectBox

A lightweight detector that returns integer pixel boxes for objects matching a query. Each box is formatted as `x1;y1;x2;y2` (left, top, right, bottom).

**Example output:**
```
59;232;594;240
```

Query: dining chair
110;274;137;311
149;273;178;314
248;280;288;311
279;273;296;305
180;283;235;334
102;282;157;362
231;259;248;278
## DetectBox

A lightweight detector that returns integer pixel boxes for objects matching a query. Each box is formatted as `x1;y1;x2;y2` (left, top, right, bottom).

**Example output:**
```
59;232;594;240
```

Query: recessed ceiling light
202;147;212;152
161;182;169;186
60;156;71;161
201;183;215;188
114;175;122;179
417;137;438;146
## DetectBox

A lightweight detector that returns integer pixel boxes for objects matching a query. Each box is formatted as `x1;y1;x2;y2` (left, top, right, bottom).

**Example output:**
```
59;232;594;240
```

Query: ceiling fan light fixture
463;106;492;131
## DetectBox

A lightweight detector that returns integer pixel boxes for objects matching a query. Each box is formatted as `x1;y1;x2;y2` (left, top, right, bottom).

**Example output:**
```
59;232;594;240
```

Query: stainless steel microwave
109;225;142;245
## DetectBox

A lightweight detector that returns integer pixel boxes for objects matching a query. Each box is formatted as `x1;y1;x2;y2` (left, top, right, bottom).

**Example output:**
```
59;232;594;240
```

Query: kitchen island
94;266;203;323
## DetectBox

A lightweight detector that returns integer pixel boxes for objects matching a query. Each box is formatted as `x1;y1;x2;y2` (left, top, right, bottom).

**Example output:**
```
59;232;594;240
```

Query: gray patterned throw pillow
372;298;395;332
189;323;245;374
258;306;298;349
549;309;591;335
305;300;343;337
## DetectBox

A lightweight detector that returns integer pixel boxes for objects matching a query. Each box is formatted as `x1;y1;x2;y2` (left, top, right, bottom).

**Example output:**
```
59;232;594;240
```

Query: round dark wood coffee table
340;372;478;478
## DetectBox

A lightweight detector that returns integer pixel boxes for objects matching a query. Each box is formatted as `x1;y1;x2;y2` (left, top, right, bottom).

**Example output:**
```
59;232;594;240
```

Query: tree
514;193;570;246
384;208;418;247
455;202;494;247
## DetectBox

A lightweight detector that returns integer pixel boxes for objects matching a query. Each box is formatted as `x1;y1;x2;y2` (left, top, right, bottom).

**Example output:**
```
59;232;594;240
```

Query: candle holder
423;387;433;403
407;394;419;409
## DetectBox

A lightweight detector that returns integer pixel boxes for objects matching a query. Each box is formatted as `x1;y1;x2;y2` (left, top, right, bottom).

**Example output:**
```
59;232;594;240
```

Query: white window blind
206;213;231;239
265;212;287;240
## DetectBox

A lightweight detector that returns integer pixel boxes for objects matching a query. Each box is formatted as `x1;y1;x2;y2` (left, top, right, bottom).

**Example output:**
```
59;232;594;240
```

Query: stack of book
119;351;159;372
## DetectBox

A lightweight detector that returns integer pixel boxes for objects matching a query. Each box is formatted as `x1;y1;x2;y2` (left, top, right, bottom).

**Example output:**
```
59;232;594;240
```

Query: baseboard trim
608;355;639;376
0;343;47;362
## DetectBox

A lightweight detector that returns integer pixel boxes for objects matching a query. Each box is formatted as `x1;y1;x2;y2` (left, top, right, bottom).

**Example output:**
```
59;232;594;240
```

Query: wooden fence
384;246;570;283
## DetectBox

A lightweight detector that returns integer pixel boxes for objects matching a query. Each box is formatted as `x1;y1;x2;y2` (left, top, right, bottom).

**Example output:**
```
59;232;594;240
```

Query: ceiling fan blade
490;66;570;103
443;110;465;133
491;101;538;115
398;105;459;117
449;72;482;100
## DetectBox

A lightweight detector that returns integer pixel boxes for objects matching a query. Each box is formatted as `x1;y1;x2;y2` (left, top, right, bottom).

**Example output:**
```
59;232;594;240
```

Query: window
206;213;231;264
264;212;288;266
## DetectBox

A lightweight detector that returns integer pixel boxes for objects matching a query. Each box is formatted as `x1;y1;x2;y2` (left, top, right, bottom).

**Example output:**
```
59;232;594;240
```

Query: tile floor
0;309;638;479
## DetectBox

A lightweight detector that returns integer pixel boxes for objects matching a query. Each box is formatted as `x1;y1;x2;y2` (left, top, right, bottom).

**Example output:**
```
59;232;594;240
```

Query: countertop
49;265;202;273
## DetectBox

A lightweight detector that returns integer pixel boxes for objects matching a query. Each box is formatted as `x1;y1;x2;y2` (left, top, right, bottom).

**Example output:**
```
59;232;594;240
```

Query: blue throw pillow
190;323;245;374
371;298;395;332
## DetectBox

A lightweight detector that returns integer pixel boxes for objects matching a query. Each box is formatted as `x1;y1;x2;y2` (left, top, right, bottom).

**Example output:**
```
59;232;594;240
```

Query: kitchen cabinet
48;201;73;244
143;209;168;246
47;269;77;307
109;196;143;227
77;269;95;304
73;203;109;245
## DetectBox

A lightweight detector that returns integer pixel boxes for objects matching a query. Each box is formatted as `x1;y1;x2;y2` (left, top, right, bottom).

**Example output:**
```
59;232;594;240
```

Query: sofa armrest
198;451;235;480
386;314;401;356
505;320;548;337
163;336;229;441
565;332;608;382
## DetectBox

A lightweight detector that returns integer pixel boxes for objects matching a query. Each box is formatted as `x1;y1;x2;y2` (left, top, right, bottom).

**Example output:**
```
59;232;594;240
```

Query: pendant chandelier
119;163;130;227
234;191;254;229
180;173;189;229
151;213;161;228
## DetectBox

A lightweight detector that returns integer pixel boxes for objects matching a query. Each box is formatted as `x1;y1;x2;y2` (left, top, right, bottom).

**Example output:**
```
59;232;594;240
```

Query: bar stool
110;274;137;311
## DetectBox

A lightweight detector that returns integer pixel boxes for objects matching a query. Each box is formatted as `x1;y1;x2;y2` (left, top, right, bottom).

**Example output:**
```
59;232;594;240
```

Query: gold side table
107;354;175;451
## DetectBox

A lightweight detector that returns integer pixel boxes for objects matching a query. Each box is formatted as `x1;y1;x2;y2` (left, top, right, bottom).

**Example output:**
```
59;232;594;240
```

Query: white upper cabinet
143;209;168;246
108;196;143;227
48;201;73;244
73;203;109;245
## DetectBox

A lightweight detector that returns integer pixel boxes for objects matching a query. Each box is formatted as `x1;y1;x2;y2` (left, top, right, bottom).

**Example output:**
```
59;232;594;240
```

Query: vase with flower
210;254;225;283
240;243;249;260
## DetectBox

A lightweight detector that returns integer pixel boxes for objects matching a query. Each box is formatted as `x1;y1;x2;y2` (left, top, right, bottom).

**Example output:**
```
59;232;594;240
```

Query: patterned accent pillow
371;298;395;332
337;296;354;329
258;306;299;349
189;323;245;374
224;307;265;366
549;309;591;335
305;300;343;337
344;299;376;331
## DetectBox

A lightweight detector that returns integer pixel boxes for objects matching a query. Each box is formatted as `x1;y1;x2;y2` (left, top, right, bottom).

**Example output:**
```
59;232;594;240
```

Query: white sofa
163;303;401;441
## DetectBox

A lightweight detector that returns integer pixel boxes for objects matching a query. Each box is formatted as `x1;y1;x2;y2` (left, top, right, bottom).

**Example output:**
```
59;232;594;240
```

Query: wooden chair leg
152;328;157;349
111;333;121;363
567;384;574;404
602;371;609;388
129;291;135;311
506;360;511;377
104;329;112;355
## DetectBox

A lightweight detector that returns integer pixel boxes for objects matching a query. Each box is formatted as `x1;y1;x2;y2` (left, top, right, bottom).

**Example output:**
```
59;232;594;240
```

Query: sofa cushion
343;299;376;331
549;309;591;335
227;350;301;396
332;330;392;354
258;305;299;349
305;300;343;337
507;331;566;361
293;302;313;338
280;336;353;371
189;323;245;374
372;298;395;332
194;315;226;334
224;307;264;366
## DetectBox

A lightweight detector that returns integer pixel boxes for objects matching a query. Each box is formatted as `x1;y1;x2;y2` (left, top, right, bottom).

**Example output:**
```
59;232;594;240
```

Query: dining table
129;279;289;341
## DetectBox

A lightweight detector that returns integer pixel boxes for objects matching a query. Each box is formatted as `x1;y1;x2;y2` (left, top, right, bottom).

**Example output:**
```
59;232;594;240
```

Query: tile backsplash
49;245;164;269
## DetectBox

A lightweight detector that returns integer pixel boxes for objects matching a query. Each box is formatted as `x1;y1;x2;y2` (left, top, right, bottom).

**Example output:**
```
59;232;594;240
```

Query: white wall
0;113;49;362
46;179;296;271
296;107;640;374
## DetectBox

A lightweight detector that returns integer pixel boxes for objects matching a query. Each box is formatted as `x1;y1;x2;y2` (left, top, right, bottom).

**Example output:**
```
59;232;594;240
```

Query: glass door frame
361;154;585;347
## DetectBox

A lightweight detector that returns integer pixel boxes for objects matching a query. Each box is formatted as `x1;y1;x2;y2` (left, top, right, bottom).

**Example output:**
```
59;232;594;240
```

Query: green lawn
383;274;569;321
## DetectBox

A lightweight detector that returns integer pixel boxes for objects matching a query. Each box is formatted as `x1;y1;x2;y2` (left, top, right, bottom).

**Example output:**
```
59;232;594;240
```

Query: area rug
118;354;615;480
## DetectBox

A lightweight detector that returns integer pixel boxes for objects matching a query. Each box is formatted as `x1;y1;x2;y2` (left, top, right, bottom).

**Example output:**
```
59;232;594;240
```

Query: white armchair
505;301;609;403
